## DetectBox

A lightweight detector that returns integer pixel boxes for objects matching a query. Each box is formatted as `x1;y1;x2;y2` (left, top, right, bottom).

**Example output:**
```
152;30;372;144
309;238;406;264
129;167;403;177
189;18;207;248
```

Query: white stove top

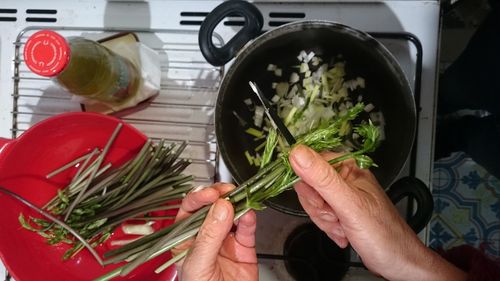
0;1;440;280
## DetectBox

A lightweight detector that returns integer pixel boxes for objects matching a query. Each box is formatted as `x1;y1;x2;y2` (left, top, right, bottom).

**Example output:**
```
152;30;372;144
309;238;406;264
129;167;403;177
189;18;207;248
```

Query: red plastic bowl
0;112;177;281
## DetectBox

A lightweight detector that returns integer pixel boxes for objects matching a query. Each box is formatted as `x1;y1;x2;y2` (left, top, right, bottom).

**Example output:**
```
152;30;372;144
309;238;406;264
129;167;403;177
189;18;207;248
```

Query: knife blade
248;81;296;146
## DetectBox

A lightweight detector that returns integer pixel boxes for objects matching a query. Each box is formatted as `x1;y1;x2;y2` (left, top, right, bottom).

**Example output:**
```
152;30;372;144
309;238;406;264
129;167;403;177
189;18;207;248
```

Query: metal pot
200;1;432;233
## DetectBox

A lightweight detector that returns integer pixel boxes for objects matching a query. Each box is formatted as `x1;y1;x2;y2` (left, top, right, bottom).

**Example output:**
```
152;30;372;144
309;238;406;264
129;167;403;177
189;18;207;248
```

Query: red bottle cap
24;30;70;77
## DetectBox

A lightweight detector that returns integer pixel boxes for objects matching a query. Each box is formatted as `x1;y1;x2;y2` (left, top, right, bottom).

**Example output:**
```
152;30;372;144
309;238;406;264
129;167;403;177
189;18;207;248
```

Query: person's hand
289;145;467;281
172;183;258;281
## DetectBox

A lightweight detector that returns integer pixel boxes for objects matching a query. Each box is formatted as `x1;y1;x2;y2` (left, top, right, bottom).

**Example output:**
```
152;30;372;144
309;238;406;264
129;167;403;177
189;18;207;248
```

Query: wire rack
11;26;224;186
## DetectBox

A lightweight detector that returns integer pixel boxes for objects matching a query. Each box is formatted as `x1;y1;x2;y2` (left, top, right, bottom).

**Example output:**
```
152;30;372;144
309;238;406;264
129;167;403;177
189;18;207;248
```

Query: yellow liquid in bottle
56;37;141;106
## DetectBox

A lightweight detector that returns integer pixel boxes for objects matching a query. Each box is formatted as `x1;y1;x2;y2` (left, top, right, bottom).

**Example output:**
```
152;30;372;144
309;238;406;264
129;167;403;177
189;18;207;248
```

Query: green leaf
261;128;278;169
354;155;378;169
57;189;69;204
245;201;266;211
18;214;39;232
354;121;380;153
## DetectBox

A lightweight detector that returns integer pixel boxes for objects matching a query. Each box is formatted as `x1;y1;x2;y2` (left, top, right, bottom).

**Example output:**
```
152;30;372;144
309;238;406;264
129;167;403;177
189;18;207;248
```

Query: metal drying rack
11;26;225;186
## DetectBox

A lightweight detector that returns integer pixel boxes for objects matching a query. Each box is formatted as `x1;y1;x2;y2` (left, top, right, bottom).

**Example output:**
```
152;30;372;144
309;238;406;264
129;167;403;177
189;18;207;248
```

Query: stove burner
283;223;350;281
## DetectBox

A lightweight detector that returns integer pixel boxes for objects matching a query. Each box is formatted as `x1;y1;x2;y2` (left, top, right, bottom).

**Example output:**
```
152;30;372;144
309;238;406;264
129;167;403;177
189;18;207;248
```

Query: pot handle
199;0;263;66
386;176;434;234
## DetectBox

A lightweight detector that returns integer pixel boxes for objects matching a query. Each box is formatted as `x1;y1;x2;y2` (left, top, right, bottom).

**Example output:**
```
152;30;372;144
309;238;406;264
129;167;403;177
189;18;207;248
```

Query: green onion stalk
95;102;380;280
13;123;194;264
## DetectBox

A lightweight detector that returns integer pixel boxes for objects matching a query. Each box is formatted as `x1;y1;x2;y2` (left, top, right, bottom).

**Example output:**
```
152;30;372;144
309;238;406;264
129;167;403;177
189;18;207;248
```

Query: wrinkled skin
289;145;467;281
172;183;258;281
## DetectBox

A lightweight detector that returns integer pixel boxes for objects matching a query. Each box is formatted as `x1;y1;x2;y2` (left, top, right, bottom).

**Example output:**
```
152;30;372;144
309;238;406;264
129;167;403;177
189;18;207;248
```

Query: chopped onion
276;82;289;97
304;51;315;63
299;63;309;73
369;111;385;126
122;223;154;236
364;103;375;112
292;95;305;108
271;95;280;103
288;84;298;98
246;51;380;159
289;72;300;84
244;98;252;106
312;57;320;66
254;106;265;127
298;50;307;61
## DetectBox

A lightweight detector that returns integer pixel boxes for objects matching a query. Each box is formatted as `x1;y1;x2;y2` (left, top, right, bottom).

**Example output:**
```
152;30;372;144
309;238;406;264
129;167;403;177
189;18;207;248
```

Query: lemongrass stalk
119;205;211;276
154;249;188;273
45;150;96;179
95;208;251;281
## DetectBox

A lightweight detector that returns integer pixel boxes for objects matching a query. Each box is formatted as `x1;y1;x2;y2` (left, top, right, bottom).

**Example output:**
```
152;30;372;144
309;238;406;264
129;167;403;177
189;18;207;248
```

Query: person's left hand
172;183;258;281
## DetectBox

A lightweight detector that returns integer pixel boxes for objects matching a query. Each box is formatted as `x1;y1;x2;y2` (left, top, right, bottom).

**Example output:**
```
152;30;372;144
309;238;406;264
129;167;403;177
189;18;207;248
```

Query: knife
248;81;296;146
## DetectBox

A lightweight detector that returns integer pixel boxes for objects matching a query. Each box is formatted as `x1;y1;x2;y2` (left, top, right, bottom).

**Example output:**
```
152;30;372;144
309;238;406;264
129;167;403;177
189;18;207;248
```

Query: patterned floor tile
431;152;500;257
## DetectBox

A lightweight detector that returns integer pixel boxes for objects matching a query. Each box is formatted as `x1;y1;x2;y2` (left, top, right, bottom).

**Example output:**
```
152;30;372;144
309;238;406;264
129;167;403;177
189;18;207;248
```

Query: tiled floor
430;152;500;257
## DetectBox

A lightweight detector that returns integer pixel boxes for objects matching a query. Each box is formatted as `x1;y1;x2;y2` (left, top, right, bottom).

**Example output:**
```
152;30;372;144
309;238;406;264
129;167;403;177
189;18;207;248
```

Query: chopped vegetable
267;64;277;71
271;95;280;103
276;82;289;97
299;63;309;73
289;72;300;84
251;50;385;154
304;51;315;63
245;127;264;138
122;223;155;236
254;106;265;127
274;68;282;77
244;150;254;166
364;103;375;112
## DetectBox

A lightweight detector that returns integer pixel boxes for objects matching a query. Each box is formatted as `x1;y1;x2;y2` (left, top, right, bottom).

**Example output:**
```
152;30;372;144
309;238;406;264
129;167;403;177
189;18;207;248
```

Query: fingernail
292;145;314;169
212;201;228;221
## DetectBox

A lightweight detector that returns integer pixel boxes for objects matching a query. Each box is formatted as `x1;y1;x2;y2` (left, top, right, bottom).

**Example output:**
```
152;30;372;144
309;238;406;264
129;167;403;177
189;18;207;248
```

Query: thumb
289;145;352;209
188;199;234;267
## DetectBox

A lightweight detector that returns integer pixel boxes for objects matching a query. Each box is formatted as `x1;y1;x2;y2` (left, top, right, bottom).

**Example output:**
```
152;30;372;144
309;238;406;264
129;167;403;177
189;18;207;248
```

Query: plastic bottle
24;30;140;106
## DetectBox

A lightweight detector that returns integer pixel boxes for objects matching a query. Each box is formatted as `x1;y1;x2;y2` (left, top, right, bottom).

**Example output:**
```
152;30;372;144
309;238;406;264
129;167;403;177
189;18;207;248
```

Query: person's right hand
289;145;467;281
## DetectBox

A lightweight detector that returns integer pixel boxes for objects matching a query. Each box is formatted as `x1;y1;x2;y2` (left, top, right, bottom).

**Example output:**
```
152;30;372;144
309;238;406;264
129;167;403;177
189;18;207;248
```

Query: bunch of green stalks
11;124;193;264
95;102;380;280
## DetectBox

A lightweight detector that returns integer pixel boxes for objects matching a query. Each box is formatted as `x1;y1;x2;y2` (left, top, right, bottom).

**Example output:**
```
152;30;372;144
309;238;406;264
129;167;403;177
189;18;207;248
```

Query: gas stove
0;1;440;280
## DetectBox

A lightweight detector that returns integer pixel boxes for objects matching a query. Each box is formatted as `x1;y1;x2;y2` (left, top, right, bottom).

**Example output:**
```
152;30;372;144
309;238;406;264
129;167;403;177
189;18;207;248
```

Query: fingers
183;199;235;273
173;183;235;258
295;181;348;248
289;145;353;210
294;181;326;209
326;232;349;248
235;210;257;248
176;183;235;221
